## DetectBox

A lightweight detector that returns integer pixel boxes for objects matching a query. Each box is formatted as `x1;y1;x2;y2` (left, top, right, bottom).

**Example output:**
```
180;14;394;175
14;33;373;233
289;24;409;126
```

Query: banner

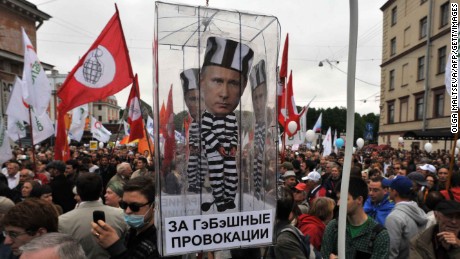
90;116;111;143
68;104;88;142
0;117;12;165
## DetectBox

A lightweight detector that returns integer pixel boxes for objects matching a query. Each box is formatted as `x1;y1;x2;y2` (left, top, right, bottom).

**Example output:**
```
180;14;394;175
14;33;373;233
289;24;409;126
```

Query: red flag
55;7;134;160
54;114;70;161
279;34;289;83
159;101;166;135
127;74;144;142
283;71;305;137
57;9;133;113
163;85;175;168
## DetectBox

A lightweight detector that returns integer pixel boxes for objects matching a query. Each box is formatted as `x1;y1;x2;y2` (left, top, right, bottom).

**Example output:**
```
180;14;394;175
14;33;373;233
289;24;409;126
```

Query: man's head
19;169;34;184
46;161;66;177
2;198;58;256
100;155;109;167
201;36;253;117
420;164;436;176
65;160;78;176
249;59;267;114
368;176;388;204
283;171;297;188
76;173;102;202
302;170;321;189
437;166;449;183
336;177;368;216
116;162;133;178
434;200;460;237
19;232;85;259
120;176;155;229
293;183;307;203
388;176;414;201
136;157;147;170
280;162;293;175
181;68;201;120
6;161;20;177
276;186;295;221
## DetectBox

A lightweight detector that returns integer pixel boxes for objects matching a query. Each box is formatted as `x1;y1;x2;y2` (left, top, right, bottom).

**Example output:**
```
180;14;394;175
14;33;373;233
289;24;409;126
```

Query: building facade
379;0;453;151
0;0;51;117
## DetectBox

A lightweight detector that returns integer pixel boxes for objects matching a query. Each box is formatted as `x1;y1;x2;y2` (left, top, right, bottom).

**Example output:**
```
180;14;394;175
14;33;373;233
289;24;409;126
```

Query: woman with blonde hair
297;197;335;251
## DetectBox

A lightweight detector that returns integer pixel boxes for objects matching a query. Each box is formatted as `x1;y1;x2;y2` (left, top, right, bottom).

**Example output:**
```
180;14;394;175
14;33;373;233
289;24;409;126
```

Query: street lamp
318;59;339;68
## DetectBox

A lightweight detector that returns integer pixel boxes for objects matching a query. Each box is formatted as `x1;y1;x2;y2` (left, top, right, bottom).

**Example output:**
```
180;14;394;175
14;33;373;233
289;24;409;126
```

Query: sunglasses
119;201;152;212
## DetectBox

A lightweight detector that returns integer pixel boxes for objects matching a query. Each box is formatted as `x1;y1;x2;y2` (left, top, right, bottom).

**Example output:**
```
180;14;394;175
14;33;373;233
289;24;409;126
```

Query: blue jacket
364;194;394;226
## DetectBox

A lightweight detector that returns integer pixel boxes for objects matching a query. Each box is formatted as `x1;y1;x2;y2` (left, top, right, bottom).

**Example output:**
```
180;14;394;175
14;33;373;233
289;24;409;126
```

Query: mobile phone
93;210;105;224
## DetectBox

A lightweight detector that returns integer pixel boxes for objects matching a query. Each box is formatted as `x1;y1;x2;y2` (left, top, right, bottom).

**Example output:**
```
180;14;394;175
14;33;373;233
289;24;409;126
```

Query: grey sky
30;0;386;115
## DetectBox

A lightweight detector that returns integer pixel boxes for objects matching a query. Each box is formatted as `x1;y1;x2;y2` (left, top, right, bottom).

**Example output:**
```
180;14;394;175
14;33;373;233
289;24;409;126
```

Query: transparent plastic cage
154;2;280;255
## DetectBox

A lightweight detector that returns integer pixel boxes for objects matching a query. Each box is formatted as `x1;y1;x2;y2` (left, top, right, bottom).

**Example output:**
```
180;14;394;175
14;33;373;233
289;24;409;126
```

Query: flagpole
132;75;154;157
27;107;36;169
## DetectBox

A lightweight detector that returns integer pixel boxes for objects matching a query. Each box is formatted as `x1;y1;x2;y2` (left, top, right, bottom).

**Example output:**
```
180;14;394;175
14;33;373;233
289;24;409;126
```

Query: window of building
434;92;445;118
420;16;427;39
420;0;427;4
402;63;409;87
404;26;411;47
98;105;102;110
417;56;425;80
389;69;395;90
440;2;449;28
388;102;395;124
415;96;424;120
98;116;102;122
400;97;409;122
438;46;447;74
391;7;397;26
390;37;396;56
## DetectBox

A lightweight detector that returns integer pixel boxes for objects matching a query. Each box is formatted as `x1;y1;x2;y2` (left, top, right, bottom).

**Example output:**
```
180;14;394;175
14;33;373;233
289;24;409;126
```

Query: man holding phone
91;176;180;259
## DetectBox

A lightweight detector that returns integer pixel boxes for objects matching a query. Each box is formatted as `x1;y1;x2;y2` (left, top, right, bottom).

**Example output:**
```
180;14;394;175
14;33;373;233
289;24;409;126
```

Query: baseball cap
407;171;428;186
435;200;460;215
295;183;307;192
420;164;436;173
302;171;321;182
389;176;414;195
283;170;296;178
281;162;294;170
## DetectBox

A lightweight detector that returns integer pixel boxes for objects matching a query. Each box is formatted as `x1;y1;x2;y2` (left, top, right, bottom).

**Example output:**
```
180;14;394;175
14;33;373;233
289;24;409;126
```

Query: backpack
270;224;321;259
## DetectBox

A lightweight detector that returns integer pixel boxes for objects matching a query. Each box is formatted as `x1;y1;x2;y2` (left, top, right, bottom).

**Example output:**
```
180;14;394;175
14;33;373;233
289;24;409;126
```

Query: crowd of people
1;143;460;258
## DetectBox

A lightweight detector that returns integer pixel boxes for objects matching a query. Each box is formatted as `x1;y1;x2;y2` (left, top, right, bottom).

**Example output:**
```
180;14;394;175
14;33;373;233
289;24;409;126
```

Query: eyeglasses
119;201;152;212
2;230;34;239
393;167;401;170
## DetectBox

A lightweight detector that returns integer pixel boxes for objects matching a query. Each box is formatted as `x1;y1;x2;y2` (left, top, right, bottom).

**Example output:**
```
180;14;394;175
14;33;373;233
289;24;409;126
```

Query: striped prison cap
202;36;254;80
250;59;267;90
180;68;200;93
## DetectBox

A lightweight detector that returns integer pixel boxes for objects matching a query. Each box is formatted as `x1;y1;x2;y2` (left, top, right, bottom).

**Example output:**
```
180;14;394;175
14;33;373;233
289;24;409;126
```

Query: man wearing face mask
91;176;180;258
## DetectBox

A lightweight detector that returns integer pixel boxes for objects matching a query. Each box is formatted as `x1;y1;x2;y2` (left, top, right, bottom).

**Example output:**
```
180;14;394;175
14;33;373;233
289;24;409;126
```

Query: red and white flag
21;28;52;116
126;74;144;142
163;85;175;168
55;7;134;160
281;71;306;137
277;34;289;126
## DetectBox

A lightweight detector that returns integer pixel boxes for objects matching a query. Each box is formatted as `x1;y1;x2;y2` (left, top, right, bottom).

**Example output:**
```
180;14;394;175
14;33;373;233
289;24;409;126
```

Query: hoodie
364;193;395;226
296;214;325;251
385;201;427;259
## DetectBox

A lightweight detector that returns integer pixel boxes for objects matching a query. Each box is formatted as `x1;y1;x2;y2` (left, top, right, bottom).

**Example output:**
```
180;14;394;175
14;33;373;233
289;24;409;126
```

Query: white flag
91;116;111;143
146;116;154;142
30;109;54;144
0;117;13;165
123;121;130;136
68;104;88;142
21;28;51;116
322;127;332;157
6;77;28;141
312;113;322;133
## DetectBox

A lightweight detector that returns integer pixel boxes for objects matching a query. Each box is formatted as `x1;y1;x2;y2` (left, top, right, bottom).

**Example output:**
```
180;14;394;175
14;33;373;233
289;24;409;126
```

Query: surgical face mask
124;213;146;228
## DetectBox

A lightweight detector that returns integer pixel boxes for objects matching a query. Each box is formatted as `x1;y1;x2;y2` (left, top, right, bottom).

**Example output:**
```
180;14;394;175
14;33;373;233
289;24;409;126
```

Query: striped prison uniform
187;120;207;189
201;110;238;207
253;121;266;199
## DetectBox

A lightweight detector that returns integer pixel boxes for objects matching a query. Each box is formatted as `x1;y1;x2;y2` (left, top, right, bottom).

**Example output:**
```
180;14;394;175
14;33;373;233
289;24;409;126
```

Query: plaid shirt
321;217;390;259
